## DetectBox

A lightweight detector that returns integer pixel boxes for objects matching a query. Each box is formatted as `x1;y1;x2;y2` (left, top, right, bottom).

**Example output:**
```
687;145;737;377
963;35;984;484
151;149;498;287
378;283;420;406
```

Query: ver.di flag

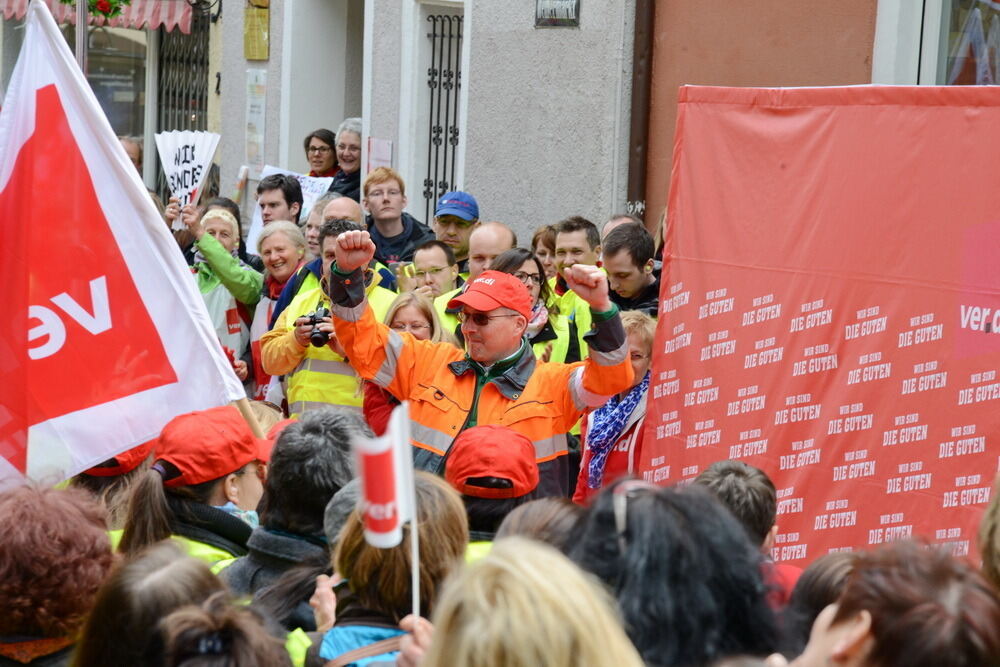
0;0;245;489
155;129;220;229
354;401;416;549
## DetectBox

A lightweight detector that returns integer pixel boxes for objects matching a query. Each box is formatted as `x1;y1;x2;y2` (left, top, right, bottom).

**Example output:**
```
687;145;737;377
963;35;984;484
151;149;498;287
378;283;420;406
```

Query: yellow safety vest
171;535;240;568
434;286;462;338
285;287;364;417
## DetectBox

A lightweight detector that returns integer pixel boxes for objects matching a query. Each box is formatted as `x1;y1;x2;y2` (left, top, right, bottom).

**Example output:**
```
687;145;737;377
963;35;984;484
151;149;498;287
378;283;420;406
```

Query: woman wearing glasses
303;128;339;178
490;248;578;364
363;293;458;435
329;117;362;201
572;310;654;504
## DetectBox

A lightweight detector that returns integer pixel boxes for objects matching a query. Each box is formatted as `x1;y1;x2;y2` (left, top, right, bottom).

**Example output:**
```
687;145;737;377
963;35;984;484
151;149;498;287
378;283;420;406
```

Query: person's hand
564;264;612;311
310;574;338;633
413;285;434;299
396;615;434;667
181;204;204;239
540;343;554;363
233;359;248;381
293;317;314;347
395;262;417;293
165;196;180;224
336;230;377;273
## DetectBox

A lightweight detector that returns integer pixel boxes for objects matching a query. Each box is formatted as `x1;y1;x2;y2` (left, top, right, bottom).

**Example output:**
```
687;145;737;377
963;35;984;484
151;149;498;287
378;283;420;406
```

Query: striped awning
1;0;192;33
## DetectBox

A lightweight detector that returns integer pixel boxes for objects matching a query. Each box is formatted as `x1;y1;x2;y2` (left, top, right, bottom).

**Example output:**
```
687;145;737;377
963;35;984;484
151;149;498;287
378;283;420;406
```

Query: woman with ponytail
161;592;290;667
118;406;271;565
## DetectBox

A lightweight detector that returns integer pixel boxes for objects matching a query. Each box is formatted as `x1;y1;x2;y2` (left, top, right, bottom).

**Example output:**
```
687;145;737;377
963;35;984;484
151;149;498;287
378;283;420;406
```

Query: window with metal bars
422;14;463;222
155;10;209;202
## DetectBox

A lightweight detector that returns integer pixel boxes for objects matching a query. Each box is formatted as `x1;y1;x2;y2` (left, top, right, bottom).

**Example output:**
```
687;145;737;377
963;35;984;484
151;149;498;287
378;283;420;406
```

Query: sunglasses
457;312;519;326
612;479;657;553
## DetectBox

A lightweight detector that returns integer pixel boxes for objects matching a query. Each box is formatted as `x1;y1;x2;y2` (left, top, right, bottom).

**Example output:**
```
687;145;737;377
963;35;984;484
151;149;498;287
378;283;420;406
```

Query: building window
941;0;1000;84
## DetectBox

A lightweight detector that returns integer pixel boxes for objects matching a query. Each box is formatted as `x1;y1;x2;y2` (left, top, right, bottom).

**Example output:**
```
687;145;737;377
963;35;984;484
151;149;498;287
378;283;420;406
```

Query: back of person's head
70;438;155;528
979;473;1000;590
423;537;644;667
334;471;468;621
119;406;269;557
602;222;654;268
74;543;225;666
0;486;114;639
825;540;1000;667
324;478;361;546
694;459;777;547
256;174;303;222
160;591;291;667
444;425;540;538
495;497;584;553
569;480;778;666
554;216;600;249
782;551;856;656
258;407;370;536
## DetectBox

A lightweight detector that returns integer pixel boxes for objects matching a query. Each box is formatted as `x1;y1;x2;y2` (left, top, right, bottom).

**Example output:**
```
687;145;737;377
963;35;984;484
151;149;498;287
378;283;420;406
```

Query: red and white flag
0;1;245;489
355;401;416;549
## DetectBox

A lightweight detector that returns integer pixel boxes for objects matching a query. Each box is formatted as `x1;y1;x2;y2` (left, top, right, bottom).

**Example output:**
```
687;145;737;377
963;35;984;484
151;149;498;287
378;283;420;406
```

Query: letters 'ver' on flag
355;401;416;549
0;1;245;488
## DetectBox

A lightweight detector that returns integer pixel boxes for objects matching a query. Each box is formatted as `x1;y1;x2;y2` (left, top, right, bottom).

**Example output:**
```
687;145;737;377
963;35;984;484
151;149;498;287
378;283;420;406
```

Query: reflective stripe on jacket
329;265;633;497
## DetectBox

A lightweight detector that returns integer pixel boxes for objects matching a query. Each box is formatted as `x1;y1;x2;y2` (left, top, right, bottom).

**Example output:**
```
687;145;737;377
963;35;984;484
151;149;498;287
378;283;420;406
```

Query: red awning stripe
2;0;192;33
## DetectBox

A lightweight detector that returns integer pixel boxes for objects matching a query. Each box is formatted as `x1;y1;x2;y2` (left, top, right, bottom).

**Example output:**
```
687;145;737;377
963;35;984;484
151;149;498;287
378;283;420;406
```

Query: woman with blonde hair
418;537;644;667
303;471;468;665
363;292;456;434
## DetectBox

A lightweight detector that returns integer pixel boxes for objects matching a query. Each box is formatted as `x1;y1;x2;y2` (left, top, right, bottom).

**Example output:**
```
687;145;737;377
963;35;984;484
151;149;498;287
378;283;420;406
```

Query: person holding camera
260;222;374;418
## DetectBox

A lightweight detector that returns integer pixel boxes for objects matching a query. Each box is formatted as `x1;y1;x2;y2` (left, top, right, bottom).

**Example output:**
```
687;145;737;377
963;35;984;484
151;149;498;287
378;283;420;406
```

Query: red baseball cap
445;425;539;499
153;406;271;488
82;438;155;477
447;270;532;319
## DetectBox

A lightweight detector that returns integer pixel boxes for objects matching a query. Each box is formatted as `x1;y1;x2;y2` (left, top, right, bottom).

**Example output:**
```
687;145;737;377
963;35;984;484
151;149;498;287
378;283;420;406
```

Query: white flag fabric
0;0;246;490
154;129;220;229
354;401;416;549
246;165;333;252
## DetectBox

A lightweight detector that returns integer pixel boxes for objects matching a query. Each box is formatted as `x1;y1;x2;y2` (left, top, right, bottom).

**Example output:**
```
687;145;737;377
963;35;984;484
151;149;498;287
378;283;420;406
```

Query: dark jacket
610;274;660;317
330;169;361;202
365;212;436;265
222;528;328;632
168;496;252;558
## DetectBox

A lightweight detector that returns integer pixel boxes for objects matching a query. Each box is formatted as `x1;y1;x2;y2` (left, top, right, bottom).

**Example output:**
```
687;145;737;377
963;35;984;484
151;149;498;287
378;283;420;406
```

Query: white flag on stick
354;401;419;615
155;129;220;229
0;0;246;490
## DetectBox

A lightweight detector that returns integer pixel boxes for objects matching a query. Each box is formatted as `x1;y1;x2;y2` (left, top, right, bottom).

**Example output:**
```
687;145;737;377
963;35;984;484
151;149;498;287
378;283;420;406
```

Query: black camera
304;307;331;347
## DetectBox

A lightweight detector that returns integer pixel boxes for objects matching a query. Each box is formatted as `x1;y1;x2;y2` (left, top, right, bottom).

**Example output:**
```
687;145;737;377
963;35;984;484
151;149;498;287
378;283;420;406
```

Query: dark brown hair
531;225;555;253
783;551;856;654
161;591;290;666
0;486;114;637
73;543;225;666
833;540;1000;667
333;471;468;621
495;497;583;553
693;460;776;545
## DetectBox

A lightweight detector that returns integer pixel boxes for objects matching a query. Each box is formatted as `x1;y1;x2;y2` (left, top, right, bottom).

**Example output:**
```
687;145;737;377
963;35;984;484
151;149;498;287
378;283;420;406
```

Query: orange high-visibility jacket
328;265;634;497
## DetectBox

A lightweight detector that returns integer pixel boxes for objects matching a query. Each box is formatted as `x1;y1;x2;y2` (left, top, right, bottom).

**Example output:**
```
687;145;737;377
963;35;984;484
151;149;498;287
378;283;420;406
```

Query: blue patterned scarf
586;371;650;489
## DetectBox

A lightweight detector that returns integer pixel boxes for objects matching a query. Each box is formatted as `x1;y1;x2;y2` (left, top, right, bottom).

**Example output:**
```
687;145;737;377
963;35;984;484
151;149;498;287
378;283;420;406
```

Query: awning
1;0;192;33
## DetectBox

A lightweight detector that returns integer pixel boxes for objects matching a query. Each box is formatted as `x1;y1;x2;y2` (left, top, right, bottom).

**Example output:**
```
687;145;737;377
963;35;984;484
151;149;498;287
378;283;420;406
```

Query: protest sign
643;85;1000;566
0;1;245;489
155;129;220;229
245;165;332;252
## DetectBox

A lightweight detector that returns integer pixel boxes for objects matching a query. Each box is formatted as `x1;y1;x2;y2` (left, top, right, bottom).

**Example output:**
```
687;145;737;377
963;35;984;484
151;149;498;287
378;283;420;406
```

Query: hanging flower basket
59;0;133;19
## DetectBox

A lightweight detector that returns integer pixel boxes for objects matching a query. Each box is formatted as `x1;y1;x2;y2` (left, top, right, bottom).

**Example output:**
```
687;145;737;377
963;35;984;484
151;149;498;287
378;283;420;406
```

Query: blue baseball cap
435;191;479;221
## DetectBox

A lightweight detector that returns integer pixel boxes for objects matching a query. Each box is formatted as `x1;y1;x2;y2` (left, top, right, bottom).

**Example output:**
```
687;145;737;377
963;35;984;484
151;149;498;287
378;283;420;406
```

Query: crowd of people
4;124;998;665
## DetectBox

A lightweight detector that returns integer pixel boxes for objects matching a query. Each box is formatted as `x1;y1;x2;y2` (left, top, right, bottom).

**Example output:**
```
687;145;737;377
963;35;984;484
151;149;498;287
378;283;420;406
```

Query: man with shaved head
434;221;517;336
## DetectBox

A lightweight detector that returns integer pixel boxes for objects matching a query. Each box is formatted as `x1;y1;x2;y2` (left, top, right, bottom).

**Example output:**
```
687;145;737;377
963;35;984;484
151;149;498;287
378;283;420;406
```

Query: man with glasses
409;240;459;298
325;229;634;497
432;191;480;276
362;166;435;266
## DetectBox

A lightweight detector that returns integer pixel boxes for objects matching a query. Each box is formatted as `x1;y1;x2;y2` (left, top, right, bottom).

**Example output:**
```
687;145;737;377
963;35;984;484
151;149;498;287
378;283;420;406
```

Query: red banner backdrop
642;85;1000;567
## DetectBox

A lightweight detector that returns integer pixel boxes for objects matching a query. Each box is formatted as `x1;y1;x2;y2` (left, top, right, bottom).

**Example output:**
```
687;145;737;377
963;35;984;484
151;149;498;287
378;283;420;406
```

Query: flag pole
410;513;420;618
232;397;265;438
74;0;87;71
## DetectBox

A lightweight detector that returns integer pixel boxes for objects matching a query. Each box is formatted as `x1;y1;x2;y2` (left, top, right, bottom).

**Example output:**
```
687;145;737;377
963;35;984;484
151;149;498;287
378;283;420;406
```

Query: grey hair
257;408;371;535
336;117;362;145
256;220;306;255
